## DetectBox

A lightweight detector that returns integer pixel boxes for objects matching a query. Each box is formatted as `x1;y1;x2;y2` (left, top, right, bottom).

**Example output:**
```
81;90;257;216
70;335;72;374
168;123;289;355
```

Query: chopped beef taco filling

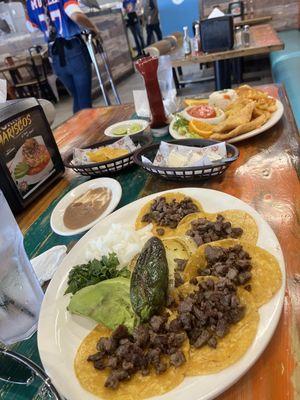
141;197;199;234
87;313;187;389
88;277;247;389
176;278;246;349
198;244;252;288
186;215;243;246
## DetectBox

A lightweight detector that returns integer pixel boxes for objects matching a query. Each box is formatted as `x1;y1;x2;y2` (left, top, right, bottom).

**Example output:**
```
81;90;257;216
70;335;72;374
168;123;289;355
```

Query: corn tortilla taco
184;239;282;307
74;324;189;400
176;277;259;375
135;192;203;237
176;209;258;246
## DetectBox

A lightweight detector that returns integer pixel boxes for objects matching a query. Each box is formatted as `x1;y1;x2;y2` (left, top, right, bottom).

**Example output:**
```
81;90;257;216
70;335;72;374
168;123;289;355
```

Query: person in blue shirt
123;0;145;57
26;0;100;113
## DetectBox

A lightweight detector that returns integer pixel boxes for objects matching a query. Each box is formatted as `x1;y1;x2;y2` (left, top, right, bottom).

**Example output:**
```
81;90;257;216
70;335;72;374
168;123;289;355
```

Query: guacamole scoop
68;277;137;331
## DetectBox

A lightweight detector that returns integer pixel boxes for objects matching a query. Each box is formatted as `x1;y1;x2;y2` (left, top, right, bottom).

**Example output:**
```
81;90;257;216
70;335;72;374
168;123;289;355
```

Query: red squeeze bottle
135;56;168;129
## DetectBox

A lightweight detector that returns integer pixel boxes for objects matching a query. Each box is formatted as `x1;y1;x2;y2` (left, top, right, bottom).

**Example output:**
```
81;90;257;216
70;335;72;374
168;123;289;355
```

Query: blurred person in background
144;0;162;46
123;0;145;57
26;0;100;113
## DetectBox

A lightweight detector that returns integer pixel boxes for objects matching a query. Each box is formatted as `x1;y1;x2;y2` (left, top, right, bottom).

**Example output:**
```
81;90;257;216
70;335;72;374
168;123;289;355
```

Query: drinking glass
0;190;44;345
0;190;62;399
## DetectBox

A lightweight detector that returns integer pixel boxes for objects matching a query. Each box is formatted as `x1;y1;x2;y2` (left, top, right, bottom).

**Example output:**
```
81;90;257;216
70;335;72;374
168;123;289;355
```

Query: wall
201;0;300;31
157;0;201;36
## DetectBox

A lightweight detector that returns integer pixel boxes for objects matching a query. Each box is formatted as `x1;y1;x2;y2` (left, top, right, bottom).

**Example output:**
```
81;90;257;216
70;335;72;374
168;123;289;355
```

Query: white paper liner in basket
141;141;227;169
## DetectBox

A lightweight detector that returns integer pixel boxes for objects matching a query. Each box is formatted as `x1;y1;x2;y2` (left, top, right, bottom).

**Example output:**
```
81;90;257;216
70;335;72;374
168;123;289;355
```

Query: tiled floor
51;57;273;129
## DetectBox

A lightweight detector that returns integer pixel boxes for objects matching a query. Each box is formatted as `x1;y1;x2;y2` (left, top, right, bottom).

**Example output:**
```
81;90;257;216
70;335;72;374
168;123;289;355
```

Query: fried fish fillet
252;107;271;121
213;101;255;133
211;113;267;140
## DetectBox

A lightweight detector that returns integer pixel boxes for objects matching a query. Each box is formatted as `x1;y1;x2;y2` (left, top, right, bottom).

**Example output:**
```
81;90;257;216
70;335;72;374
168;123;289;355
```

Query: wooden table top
170;24;284;67
5;83;300;399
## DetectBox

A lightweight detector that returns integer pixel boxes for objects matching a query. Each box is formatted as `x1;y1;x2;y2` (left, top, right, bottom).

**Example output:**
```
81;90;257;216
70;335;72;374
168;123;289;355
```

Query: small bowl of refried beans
50;178;122;236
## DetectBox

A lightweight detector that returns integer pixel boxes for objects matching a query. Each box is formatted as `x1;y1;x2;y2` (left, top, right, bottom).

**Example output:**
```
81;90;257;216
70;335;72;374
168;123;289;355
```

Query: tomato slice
187;105;217;119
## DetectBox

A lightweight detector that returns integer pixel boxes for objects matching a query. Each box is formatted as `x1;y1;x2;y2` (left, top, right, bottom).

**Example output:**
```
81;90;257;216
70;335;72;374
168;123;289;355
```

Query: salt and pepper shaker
235;26;242;48
242;25;251;47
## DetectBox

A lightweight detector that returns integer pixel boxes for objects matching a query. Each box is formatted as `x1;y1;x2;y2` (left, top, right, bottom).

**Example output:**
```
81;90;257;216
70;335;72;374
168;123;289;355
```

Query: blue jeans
146;23;163;46
51;37;92;114
129;22;145;55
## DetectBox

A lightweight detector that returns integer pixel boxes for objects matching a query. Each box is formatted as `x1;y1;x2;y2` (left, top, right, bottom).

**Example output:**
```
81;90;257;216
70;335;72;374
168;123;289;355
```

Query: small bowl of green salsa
104;119;149;138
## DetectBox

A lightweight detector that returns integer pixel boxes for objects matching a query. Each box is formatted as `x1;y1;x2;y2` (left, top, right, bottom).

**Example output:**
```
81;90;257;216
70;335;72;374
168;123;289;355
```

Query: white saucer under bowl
50;178;122;236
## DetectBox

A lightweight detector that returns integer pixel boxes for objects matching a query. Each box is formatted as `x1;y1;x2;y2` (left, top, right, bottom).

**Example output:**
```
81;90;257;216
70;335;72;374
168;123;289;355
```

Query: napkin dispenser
200;16;234;53
0;98;64;213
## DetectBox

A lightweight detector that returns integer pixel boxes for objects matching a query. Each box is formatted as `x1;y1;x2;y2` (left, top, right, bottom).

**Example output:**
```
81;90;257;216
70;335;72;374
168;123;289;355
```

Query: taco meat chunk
177;278;246;349
87;312;187;389
186;214;243;246
199;244;252;288
142;196;199;232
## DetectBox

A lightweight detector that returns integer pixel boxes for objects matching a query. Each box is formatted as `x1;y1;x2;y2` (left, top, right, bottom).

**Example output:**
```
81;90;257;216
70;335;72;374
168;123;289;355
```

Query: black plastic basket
64;134;152;177
133;139;239;181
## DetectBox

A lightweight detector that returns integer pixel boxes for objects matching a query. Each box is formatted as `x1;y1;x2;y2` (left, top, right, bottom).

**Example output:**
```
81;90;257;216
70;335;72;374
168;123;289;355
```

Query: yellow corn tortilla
135;192;203;237
75;324;189;400
184;238;282;307
162;236;197;288
176;210;259;245
176;276;259;375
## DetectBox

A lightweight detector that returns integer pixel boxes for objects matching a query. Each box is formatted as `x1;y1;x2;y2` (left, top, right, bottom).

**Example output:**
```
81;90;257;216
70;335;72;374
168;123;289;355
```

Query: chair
28;46;58;102
5;50;57;102
5;80;16;100
4;56;38;98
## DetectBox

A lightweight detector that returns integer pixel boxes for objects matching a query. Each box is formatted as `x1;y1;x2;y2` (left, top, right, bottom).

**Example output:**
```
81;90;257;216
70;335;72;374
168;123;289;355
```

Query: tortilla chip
184;239;282;307
176;277;259;375
135;193;203;237
87;148;128;163
176;210;259;246
75;324;189;400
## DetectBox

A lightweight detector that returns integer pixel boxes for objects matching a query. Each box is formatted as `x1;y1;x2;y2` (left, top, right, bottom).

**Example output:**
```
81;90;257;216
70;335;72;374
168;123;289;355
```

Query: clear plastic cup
0;190;44;345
